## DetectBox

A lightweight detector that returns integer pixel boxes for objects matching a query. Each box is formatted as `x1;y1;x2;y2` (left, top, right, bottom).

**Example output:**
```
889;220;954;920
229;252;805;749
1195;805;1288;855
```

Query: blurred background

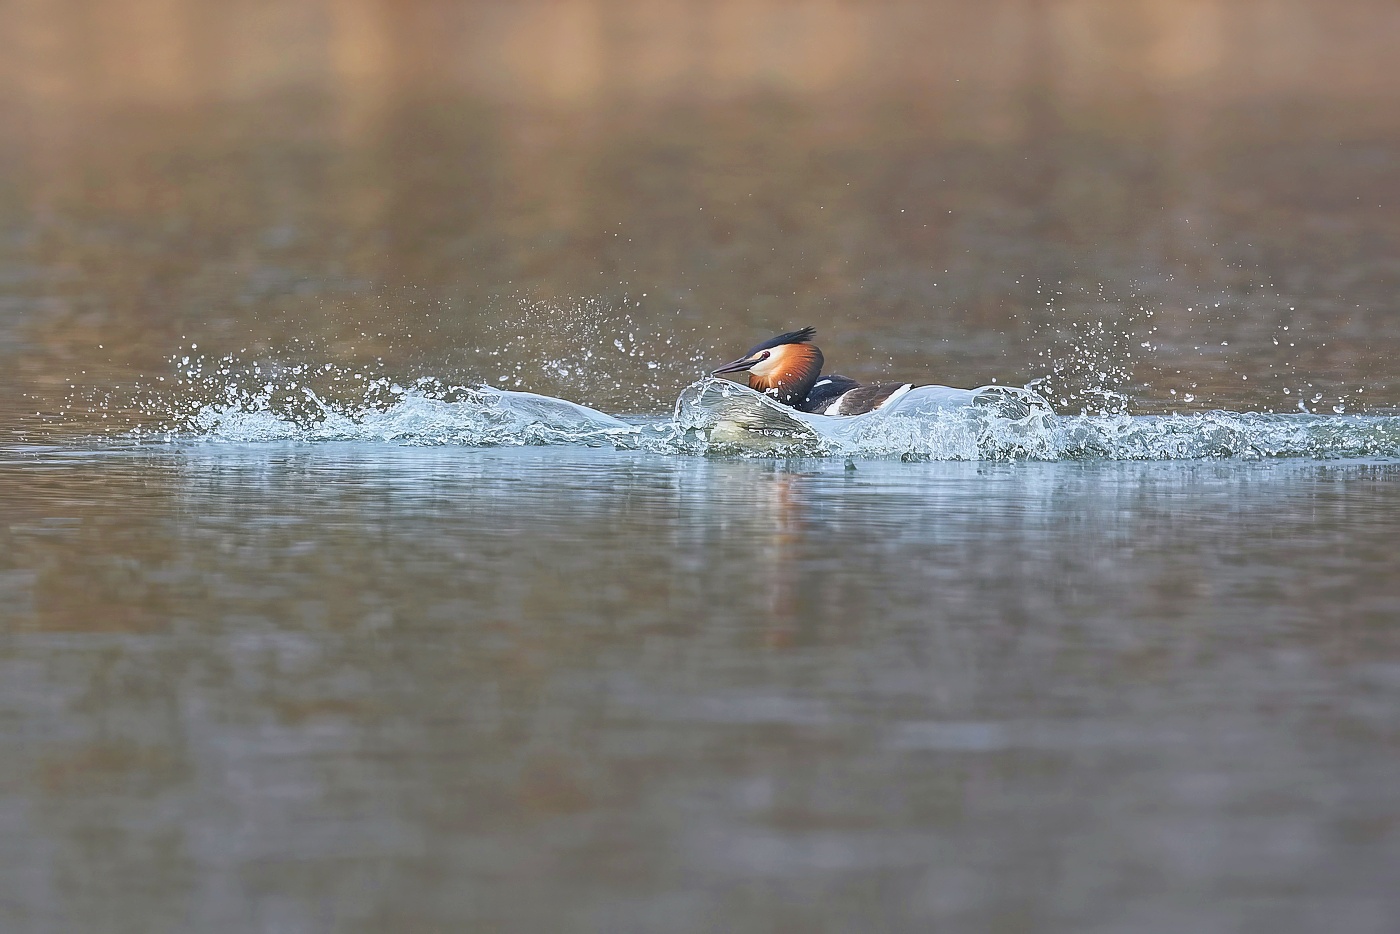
0;0;1397;420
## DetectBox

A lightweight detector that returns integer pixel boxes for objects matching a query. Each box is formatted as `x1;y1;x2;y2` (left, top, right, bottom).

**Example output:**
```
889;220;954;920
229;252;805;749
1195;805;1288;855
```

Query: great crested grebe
710;327;917;416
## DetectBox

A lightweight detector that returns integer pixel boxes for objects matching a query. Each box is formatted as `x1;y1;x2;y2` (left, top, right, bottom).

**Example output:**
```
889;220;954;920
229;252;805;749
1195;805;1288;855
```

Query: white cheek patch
751;344;797;379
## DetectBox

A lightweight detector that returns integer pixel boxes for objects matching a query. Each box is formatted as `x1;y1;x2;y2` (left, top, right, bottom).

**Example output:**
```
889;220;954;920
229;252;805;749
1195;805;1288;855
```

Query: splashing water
53;306;1400;461
112;359;1400;461
172;381;640;447
671;379;1400;460
1027;282;1154;415
465;297;714;412
117;350;636;447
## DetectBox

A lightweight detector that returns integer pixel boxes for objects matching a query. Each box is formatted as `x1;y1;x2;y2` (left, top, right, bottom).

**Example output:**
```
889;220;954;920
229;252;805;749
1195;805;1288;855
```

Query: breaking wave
161;383;639;448
132;375;1400;462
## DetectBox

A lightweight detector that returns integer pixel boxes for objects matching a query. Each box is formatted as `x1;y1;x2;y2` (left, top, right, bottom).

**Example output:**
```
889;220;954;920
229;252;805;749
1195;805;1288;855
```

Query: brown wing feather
833;383;912;415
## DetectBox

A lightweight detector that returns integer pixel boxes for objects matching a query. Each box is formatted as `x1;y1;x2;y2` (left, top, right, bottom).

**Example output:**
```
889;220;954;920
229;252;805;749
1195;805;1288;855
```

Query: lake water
2;442;1398;932
2;2;1400;932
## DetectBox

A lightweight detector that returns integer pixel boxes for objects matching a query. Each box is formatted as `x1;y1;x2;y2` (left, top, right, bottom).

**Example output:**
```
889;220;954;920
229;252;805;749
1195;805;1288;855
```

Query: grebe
711;327;916;416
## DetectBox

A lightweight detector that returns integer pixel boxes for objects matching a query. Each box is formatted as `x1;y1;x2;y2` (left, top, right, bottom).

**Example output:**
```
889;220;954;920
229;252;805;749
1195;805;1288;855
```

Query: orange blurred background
1;1;1398;419
3;1;1397;115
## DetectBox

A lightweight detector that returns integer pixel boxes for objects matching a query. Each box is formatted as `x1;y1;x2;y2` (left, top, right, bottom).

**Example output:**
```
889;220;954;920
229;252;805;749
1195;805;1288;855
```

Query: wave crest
140;374;1400;461
158;382;638;447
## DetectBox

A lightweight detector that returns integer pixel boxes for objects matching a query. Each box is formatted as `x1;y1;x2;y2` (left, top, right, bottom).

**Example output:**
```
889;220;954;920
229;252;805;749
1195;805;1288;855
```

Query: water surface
2;444;1398;932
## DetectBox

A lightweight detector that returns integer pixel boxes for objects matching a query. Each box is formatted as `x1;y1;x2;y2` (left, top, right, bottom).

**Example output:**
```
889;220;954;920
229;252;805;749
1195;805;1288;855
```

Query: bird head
711;327;824;406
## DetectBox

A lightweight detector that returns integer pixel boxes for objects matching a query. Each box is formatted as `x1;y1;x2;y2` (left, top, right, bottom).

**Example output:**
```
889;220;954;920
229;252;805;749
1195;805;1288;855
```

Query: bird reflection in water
758;470;806;650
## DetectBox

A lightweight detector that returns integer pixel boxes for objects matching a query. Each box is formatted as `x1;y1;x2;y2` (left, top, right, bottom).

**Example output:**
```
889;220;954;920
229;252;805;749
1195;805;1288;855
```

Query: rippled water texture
3;447;1399;933
1;2;1399;932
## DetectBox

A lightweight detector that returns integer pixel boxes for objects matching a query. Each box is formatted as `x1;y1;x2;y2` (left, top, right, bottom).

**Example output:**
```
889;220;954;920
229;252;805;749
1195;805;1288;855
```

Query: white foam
157;385;637;447
673;378;1400;461
131;371;1400;461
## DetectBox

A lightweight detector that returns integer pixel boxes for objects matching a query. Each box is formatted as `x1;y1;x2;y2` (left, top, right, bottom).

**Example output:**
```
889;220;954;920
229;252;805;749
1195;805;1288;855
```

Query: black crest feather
748;327;816;355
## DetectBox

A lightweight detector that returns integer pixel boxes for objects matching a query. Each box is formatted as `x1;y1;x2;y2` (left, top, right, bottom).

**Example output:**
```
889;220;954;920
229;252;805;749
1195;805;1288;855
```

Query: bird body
711;327;917;416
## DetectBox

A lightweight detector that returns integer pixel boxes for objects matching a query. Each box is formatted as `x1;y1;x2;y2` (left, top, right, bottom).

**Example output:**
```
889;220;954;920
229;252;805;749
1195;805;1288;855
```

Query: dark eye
760;351;771;359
